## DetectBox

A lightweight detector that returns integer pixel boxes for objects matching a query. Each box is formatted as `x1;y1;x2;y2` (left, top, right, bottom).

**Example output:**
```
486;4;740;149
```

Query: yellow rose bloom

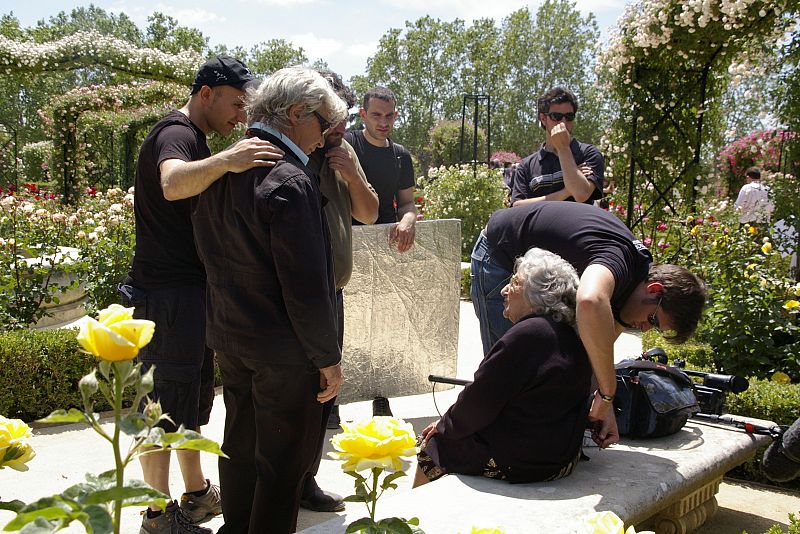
583;511;652;534
329;416;417;473
469;529;505;534
784;300;800;311
0;416;36;471
77;304;155;362
748;226;758;236
772;372;791;384
690;226;700;237
762;242;773;254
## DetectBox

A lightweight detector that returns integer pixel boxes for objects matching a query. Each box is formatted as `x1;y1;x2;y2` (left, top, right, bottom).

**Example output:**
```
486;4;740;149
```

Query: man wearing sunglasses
471;201;706;450
510;87;604;206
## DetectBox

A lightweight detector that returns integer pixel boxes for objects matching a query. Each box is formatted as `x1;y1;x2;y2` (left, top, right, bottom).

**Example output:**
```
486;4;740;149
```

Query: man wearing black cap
120;55;283;534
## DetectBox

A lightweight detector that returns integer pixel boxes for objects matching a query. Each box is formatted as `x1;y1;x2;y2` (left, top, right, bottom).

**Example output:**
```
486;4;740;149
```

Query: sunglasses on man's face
648;297;663;333
313;111;332;132
544;111;576;122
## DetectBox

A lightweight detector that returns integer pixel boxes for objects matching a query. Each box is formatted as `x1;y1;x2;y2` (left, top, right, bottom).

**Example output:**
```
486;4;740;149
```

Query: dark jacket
432;314;591;483
192;131;340;369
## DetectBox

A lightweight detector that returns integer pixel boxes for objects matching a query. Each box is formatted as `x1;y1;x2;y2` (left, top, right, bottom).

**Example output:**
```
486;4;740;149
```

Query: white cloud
106;2;226;27
249;0;319;5
290;32;344;58
345;41;378;59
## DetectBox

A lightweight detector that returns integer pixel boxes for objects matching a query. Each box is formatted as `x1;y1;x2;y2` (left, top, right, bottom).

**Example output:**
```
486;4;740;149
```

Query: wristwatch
597;390;614;403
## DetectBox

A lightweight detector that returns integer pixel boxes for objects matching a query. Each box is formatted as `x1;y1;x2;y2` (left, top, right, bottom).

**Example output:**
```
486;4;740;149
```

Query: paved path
1;303;797;533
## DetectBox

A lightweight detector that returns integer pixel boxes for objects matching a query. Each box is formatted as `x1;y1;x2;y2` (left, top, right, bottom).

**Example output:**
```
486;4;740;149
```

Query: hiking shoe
372;396;393;417
140;500;212;534
326;404;341;430
179;480;222;524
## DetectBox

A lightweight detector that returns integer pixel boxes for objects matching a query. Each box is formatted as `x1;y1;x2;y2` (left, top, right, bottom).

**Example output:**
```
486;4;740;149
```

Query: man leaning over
122;55;283;534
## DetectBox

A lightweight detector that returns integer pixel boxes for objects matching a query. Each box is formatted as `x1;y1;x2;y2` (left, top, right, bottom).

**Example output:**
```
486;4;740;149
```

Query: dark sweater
432;314;591;483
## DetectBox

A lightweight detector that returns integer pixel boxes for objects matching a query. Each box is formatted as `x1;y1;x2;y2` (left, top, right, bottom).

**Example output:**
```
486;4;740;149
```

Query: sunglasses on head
313;111;332;131
648;297;663;333
544;111;576;122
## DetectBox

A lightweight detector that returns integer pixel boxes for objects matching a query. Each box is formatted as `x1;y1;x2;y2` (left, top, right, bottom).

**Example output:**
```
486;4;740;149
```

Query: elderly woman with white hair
414;248;592;486
192;67;348;534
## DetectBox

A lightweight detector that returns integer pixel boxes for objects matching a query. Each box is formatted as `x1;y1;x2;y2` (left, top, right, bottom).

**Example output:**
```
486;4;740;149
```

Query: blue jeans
470;231;513;355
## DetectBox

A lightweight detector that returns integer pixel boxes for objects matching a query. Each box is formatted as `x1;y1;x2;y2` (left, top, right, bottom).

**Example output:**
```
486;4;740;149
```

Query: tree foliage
353;2;603;165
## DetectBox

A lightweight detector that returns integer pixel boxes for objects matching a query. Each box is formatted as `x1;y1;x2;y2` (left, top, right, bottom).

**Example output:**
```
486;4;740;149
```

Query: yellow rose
762;242;773;254
0;416;36;471
329;416;417;473
784;300;800;311
690;226;700;237
583;511;653;534
469;529;505;534
748;226;758;236
77;304;155;362
771;372;791;384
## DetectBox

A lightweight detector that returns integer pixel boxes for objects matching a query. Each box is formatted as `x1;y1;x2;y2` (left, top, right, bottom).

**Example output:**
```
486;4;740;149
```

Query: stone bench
300;418;773;534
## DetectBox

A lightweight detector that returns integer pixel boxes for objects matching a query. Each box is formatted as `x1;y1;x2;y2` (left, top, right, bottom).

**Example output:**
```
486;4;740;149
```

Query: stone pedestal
338;219;461;403
24;246;87;330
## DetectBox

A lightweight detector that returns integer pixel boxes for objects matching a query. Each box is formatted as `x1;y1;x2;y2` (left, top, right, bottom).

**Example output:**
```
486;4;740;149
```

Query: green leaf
0;501;26;513
380;471;406;490
377;517;414;534
84;485;167;507
345;517;377;533
119;412;148;436
3;506;72;530
74;504;113;534
170;437;227;457
343;495;369;503
13;516;62;533
36;408;85;424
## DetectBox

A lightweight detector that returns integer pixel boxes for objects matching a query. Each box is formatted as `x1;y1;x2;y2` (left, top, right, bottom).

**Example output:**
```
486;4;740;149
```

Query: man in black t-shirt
471;202;706;450
122;56;283;534
344;87;417;418
345;86;417;253
511;87;604;206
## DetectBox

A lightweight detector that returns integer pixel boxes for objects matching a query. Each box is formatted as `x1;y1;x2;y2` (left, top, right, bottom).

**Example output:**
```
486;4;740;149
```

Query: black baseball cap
191;55;258;94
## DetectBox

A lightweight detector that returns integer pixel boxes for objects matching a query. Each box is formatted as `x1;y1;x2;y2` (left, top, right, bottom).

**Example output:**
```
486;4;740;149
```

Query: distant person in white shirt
734;166;774;225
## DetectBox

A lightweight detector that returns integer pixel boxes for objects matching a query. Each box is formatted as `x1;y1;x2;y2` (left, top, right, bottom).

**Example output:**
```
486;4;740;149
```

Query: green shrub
642;331;716;370
461;265;471;299
419;164;506;262
0;328;101;421
758;513;800;534
426;120;487;169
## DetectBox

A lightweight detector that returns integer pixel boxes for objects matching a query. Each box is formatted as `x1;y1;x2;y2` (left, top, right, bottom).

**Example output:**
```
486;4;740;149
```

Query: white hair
246;66;347;131
514;247;579;327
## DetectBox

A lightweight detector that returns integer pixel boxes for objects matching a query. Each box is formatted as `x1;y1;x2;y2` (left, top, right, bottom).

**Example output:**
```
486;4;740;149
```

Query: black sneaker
299;477;345;512
140;500;212;534
372;396;393;417
326;404;341;430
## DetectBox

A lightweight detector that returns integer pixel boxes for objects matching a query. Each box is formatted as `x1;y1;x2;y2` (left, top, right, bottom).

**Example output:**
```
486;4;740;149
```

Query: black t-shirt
485;202;652;319
344;130;415;224
511;138;604;204
128;110;210;289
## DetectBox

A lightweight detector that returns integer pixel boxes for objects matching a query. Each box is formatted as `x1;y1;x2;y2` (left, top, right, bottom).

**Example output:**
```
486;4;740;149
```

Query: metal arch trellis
459;94;491;177
624;45;724;232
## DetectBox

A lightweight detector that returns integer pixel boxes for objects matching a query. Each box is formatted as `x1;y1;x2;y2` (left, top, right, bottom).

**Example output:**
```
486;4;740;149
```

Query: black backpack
614;359;700;438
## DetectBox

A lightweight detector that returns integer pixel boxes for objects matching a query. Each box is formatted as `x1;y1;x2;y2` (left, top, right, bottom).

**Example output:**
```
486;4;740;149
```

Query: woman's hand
420;420;440;445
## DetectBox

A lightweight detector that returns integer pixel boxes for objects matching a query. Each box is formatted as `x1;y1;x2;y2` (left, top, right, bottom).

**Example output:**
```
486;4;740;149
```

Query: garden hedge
0;328;222;422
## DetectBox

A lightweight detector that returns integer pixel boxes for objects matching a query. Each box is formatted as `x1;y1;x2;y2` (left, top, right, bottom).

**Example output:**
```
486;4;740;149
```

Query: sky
4;0;628;81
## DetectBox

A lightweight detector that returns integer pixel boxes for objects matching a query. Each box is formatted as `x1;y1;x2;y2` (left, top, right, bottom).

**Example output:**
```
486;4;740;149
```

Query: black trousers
304;288;344;483
216;353;322;534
